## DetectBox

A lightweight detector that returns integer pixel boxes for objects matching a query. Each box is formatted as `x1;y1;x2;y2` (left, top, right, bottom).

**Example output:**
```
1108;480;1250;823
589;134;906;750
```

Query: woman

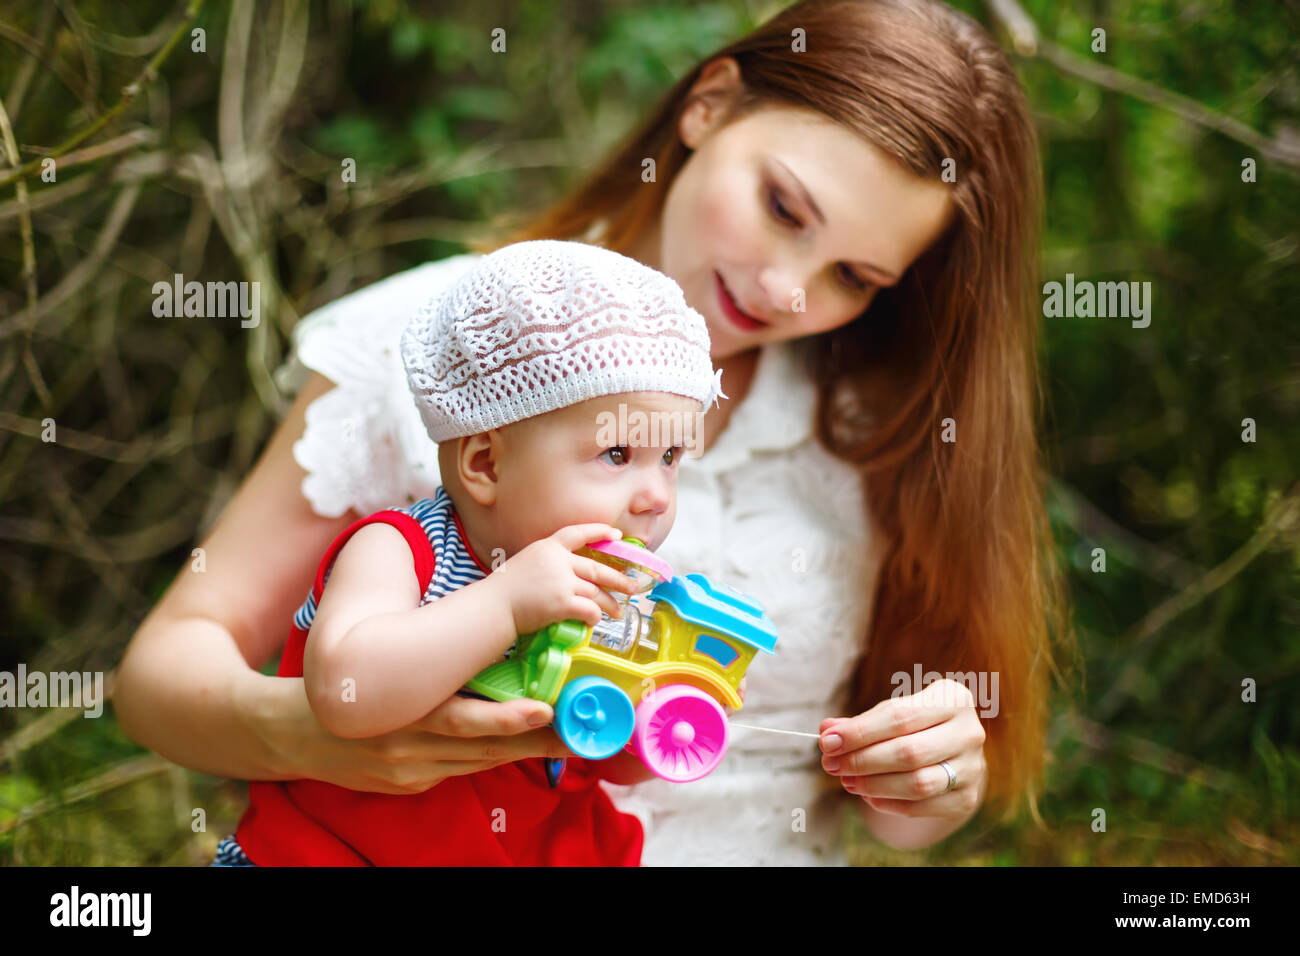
114;0;1070;864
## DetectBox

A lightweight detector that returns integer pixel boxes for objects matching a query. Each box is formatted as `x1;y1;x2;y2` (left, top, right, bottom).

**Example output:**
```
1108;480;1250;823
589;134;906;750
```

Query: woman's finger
838;751;968;801
821;719;960;777
819;678;976;754
413;694;552;738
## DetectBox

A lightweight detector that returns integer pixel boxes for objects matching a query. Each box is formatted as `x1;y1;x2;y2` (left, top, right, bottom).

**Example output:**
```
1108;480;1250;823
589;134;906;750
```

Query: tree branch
0;0;203;189
985;0;1300;168
1095;485;1300;720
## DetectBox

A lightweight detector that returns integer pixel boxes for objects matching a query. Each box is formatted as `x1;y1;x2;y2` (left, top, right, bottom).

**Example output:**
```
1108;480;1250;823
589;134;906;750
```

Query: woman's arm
113;371;353;779
113;371;571;790
302;523;517;738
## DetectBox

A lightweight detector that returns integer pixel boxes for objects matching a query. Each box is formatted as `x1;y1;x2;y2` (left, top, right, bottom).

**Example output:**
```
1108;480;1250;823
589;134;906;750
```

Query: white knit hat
401;239;726;442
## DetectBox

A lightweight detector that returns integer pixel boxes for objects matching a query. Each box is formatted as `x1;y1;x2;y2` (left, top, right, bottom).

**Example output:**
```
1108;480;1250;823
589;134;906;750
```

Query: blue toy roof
648;573;778;654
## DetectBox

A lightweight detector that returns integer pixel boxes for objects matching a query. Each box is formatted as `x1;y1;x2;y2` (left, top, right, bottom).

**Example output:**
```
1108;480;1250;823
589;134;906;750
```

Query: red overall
233;504;644;865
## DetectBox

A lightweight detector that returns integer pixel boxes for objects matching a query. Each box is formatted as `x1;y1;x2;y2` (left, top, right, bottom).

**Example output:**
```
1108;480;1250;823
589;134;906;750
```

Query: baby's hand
725;677;747;717
495;524;640;635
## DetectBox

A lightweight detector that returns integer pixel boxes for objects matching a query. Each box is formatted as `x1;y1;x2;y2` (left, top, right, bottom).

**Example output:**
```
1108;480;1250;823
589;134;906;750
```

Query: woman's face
642;58;956;360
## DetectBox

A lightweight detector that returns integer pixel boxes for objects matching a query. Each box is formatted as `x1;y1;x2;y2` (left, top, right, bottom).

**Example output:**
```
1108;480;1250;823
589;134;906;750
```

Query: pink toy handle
587;537;674;584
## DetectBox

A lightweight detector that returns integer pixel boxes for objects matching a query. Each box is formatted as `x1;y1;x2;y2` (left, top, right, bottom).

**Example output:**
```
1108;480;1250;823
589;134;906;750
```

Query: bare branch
0;180;143;339
0;90;51;408
0;754;173;835
21;128;158;172
3;3;56;120
1049;478;1206;588
1095;485;1300;720
0;672;115;765
985;0;1300;168
1063;709;1237;793
0;403;243;463
0;0;204;189
55;0;104;115
0;13;95;119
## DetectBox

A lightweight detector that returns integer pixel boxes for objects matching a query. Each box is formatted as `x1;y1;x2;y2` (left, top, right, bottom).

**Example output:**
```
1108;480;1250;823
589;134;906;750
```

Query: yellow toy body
466;540;777;783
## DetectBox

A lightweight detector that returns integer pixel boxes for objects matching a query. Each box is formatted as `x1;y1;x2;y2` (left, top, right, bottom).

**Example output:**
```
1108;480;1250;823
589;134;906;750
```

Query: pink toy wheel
630;684;728;782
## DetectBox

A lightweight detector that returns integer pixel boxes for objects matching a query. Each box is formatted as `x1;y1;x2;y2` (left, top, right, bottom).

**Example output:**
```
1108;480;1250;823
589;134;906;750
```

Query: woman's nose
757;260;808;319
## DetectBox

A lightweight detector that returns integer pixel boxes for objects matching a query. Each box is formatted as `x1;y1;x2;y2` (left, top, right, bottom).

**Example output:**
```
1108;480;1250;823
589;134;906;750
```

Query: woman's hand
817;678;987;821
263;681;574;795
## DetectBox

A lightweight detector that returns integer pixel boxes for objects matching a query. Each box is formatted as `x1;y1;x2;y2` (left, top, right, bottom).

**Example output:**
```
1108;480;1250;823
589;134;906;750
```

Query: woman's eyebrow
769;157;900;284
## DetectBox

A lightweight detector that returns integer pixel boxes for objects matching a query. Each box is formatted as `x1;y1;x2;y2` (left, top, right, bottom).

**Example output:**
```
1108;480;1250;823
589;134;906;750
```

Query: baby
218;240;725;866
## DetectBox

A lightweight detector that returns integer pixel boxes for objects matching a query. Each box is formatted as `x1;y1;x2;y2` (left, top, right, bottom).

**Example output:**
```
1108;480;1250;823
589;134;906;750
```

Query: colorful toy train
465;537;777;786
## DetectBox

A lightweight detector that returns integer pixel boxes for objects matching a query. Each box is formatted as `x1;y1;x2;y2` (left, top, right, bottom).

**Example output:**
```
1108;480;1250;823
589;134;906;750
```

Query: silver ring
938;760;957;792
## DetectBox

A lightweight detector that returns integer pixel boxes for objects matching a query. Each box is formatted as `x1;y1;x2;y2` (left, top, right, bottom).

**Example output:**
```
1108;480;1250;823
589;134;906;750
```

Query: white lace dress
276;255;885;866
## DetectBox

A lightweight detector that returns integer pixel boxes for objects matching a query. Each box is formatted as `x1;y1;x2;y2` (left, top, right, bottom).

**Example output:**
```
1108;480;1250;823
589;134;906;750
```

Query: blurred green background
0;0;1296;865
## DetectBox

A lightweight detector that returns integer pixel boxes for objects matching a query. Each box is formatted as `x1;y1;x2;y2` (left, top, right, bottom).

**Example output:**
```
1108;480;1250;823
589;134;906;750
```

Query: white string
729;721;821;740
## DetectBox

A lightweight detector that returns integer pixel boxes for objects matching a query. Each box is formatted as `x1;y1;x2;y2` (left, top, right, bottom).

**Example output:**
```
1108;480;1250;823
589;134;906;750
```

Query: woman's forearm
855;773;987;851
307;574;518;738
858;802;969;850
113;368;364;782
114;612;302;781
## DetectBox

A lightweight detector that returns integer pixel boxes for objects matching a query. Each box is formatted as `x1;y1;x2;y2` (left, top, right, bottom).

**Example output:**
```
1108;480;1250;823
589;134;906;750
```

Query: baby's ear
457;432;500;505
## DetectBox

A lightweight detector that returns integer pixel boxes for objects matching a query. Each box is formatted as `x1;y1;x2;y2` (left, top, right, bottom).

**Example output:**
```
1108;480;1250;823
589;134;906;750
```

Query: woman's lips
714;271;766;332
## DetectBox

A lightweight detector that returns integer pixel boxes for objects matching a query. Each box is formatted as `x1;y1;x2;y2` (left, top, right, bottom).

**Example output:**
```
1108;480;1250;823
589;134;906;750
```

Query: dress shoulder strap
279;507;437;678
312;508;438;598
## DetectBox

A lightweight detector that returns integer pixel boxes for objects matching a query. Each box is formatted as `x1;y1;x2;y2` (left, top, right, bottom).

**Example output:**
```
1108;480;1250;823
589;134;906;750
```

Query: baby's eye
663;447;683;467
600;446;629;466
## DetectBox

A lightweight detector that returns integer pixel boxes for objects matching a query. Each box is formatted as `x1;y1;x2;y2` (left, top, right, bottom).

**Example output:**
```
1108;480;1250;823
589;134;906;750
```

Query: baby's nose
631;470;672;515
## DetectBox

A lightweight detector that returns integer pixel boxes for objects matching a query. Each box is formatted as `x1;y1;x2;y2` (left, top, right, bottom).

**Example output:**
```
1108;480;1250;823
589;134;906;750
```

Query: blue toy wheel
554;676;635;759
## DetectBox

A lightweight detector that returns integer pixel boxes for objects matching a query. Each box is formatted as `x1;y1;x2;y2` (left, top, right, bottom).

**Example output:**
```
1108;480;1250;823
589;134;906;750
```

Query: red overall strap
313;508;437;600
277;508;436;679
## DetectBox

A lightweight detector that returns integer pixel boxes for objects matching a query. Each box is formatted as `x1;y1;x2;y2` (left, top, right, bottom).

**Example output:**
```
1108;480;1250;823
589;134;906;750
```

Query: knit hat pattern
401;239;725;442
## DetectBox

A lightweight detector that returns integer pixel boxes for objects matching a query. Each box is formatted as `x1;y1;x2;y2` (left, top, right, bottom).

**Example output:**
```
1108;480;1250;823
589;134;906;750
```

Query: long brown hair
474;0;1075;824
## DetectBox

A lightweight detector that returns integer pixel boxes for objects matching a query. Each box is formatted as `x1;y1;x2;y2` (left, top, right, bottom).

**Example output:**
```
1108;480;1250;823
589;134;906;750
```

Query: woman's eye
837;264;869;291
766;187;801;228
600;447;628;466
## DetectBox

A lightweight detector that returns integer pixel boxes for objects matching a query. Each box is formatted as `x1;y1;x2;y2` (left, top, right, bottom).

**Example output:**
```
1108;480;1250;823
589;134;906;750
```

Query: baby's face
492;391;704;556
